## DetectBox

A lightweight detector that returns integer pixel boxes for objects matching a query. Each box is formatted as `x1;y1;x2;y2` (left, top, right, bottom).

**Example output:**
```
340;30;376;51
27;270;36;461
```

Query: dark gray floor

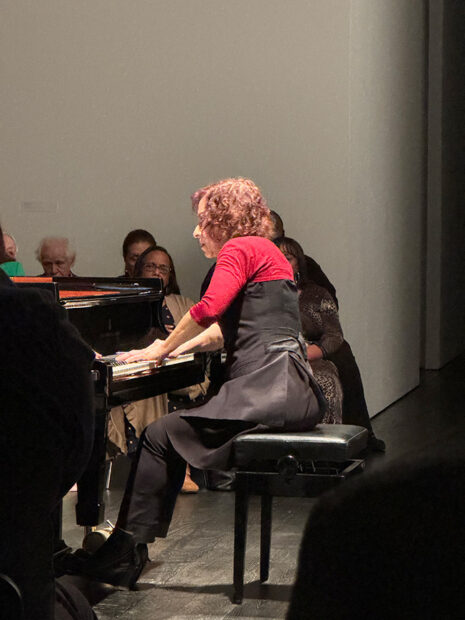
61;353;465;619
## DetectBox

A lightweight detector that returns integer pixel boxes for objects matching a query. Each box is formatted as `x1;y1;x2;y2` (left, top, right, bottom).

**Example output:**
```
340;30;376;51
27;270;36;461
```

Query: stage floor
61;353;465;619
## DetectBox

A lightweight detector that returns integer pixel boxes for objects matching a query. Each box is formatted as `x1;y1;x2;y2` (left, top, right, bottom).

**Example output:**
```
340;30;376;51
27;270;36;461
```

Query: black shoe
80;529;148;589
367;434;386;453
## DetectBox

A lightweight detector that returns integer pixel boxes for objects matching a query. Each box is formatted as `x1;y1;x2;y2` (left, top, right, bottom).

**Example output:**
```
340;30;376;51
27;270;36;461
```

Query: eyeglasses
142;262;171;275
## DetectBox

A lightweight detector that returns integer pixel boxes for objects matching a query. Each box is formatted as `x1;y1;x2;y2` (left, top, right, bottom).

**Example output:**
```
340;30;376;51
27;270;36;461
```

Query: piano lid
12;276;164;308
12;276;166;354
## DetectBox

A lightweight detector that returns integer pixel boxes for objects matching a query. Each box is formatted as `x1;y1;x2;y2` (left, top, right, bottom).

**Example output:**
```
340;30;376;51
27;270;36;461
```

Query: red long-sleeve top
190;236;293;328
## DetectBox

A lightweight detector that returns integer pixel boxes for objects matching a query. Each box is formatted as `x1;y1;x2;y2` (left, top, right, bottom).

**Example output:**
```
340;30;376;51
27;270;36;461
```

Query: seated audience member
0;226;26;276
268;212;385;452
0;275;97;619
121;229;156;277
3;231;18;260
287;453;465;619
269;211;337;305
201;211;336;303
278;237;343;423
107;245;208;493
136;245;195;337
37;236;77;277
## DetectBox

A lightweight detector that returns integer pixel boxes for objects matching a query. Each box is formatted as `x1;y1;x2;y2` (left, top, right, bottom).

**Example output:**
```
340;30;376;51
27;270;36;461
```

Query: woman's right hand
116;339;169;364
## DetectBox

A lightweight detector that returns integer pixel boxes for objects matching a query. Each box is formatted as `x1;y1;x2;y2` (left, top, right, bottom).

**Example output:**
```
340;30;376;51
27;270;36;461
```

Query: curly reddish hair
191;178;272;242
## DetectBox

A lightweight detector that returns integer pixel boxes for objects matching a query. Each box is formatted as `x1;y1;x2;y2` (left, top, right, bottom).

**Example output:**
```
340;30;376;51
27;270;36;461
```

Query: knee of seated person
141;417;168;448
142;412;182;450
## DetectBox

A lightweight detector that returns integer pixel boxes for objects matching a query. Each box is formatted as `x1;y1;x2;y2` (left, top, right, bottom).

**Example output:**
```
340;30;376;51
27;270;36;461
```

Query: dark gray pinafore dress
166;278;326;471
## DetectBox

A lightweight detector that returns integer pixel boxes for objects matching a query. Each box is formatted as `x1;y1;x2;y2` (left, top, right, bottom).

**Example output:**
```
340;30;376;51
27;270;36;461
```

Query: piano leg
75;398;109;528
52;500;63;543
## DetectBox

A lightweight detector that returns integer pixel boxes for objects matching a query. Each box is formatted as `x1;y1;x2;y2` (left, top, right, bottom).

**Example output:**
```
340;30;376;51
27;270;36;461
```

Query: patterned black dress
299;281;344;424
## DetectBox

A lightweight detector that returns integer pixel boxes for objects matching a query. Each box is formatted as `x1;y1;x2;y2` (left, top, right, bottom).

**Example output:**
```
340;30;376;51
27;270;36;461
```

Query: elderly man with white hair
37;237;77;277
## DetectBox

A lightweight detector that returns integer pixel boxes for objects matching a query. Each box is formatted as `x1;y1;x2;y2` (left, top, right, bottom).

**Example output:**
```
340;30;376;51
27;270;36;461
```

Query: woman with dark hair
108;245;207;492
121;229;157;277
134;245;180;294
78;177;324;587
277;237;343;423
276;236;382;445
0;224;25;276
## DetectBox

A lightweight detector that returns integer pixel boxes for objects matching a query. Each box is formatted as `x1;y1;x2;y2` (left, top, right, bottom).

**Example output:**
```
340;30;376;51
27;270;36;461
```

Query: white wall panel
0;0;426;414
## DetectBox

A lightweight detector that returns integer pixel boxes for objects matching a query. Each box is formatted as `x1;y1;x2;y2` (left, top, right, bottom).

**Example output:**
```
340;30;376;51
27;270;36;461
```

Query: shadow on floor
146;580;293;604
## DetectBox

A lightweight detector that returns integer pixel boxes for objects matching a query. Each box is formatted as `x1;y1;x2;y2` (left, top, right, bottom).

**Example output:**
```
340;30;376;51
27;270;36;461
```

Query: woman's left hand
116;339;169;363
306;343;324;361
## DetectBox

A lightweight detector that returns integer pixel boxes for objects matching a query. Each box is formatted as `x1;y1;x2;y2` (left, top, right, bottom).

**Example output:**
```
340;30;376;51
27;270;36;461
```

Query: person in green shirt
0;226;25;276
0;260;26;276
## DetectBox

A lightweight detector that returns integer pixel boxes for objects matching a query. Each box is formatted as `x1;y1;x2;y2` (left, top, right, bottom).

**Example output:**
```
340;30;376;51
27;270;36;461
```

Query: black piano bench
230;423;368;604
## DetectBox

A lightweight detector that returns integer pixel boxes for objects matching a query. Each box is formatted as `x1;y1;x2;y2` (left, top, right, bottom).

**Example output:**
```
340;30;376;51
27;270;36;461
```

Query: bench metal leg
233;475;249;604
104;459;113;490
260;495;272;582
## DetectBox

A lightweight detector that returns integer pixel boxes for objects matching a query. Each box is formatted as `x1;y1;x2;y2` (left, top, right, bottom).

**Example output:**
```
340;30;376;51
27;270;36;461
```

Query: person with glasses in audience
107;245;208;492
136;245;188;334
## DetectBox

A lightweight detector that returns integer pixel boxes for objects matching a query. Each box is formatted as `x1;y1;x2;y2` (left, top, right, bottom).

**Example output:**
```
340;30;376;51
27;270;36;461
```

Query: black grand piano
13;276;206;530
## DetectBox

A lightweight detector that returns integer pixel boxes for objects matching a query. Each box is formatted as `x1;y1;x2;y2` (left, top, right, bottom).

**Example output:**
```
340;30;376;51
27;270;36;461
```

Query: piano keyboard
101;353;195;379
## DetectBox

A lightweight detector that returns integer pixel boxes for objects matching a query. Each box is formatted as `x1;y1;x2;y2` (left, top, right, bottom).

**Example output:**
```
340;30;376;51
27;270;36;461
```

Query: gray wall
1;0;427;415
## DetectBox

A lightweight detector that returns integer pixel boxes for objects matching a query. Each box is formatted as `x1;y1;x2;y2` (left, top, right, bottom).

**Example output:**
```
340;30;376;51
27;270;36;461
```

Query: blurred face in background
140;249;171;287
3;234;17;260
268;211;285;241
40;241;75;277
281;249;298;275
125;241;153;277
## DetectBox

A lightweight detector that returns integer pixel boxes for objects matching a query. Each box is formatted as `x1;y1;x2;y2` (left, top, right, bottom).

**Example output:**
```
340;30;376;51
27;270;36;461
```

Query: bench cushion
232;424;368;466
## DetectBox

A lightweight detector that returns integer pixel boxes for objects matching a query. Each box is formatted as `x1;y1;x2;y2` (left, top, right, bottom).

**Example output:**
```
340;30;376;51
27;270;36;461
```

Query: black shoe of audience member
367;433;386;453
80;529;148;589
